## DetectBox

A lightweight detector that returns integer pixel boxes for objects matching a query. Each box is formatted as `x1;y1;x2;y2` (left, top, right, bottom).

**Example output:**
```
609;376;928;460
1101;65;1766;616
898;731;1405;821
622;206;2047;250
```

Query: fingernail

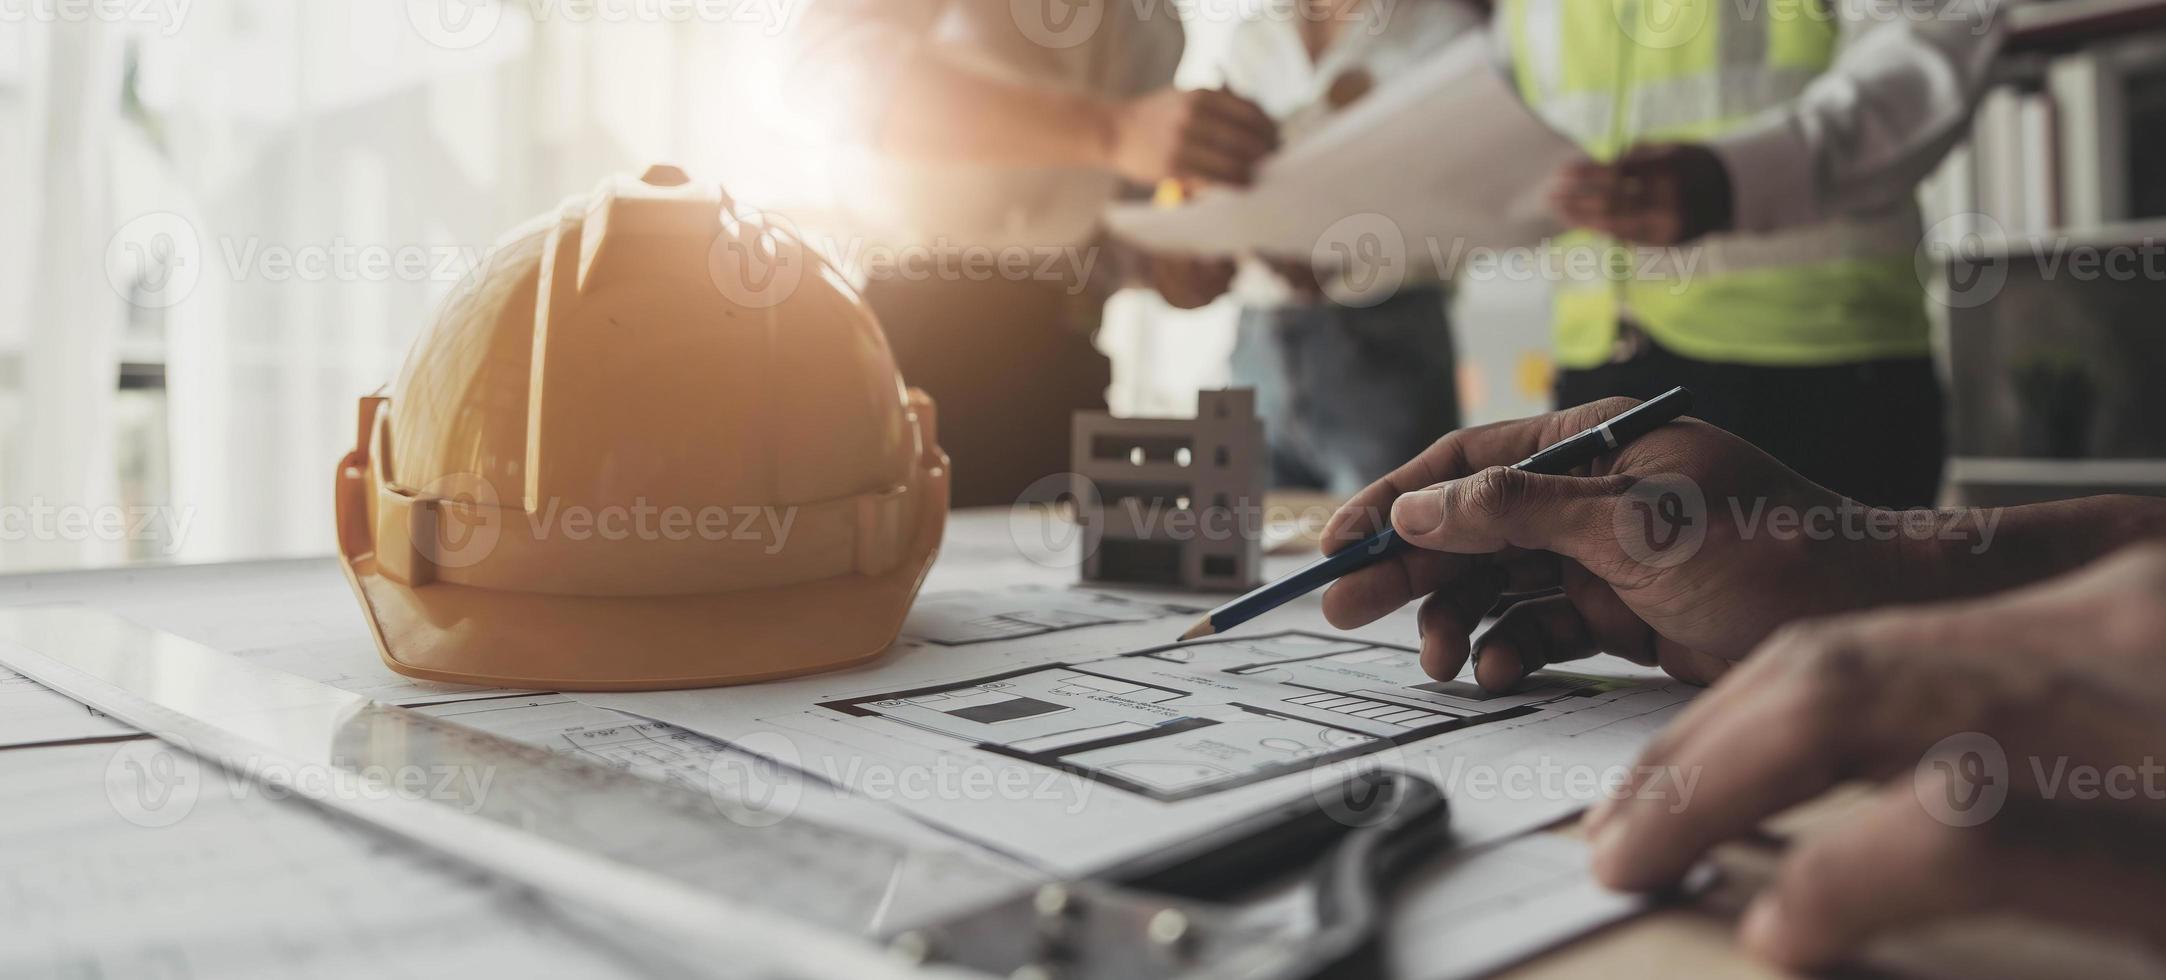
1392;488;1448;536
1738;894;1785;957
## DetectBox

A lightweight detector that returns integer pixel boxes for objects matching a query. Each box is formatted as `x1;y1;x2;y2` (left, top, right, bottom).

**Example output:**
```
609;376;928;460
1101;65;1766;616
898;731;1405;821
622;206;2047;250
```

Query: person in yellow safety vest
1499;0;2002;507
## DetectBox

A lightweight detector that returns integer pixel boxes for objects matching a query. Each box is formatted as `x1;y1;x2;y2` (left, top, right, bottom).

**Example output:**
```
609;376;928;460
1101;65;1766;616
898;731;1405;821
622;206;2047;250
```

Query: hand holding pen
1207;392;1943;691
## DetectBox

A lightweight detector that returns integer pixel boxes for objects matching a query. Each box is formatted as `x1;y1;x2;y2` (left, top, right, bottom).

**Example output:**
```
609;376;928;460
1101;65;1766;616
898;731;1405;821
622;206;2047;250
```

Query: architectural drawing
823;631;1625;802
903;588;1205;646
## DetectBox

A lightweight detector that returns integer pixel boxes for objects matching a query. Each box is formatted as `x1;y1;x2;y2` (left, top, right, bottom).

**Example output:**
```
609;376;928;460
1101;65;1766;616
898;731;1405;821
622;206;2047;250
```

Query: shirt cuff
1706;112;1821;235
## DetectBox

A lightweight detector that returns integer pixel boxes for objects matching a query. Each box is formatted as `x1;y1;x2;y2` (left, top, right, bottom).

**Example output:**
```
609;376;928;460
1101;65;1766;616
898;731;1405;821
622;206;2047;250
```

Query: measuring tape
0;606;1450;980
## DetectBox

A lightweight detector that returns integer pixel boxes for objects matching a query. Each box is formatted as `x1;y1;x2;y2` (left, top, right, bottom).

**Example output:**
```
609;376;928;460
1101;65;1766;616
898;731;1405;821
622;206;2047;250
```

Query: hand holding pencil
1197;393;1937;691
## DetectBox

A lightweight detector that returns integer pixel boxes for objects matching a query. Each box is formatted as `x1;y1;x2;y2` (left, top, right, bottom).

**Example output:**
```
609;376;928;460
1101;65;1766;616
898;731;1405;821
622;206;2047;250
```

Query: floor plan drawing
822;631;1626;802
901;588;1204;646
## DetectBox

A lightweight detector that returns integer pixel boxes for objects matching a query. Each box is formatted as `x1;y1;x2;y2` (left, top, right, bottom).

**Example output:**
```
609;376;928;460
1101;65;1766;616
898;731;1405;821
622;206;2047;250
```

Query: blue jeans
1230;287;1462;496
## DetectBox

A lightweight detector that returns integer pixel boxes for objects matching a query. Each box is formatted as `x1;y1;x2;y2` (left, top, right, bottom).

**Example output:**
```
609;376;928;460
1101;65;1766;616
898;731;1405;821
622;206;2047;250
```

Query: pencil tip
1178;618;1216;641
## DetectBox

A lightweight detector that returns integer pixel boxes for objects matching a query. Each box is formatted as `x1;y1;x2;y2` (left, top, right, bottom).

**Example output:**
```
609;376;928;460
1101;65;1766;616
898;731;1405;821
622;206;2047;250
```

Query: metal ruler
0;606;1450;980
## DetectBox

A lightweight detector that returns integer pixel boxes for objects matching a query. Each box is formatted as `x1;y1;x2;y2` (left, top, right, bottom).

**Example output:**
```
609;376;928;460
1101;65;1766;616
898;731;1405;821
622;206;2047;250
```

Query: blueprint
903;587;1204;646
829;631;1622;802
588;586;1696;876
0;741;665;980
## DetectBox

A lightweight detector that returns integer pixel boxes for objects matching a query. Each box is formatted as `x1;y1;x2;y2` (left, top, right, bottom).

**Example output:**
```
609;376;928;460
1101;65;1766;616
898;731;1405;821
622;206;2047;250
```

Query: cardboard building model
1071;390;1266;592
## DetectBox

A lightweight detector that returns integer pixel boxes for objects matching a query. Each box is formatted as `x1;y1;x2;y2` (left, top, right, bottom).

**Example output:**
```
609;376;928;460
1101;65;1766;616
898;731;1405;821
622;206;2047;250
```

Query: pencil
1178;387;1694;641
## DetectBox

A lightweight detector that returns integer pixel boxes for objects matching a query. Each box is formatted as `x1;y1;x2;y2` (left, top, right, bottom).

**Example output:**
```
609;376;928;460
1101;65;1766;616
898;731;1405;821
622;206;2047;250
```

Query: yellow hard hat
335;166;948;691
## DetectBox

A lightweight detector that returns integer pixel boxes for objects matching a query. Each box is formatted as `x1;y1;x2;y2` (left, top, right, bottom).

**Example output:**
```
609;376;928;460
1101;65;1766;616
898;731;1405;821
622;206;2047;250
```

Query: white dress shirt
1698;0;2003;234
1200;0;1485;291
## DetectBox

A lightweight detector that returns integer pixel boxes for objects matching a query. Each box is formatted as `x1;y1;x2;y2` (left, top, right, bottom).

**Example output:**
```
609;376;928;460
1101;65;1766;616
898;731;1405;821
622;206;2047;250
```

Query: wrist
1890;496;2166;604
1078;96;1122;172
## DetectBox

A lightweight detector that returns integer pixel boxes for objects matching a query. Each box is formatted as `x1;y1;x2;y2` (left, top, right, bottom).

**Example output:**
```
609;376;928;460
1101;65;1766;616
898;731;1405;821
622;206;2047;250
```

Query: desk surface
3;510;2156;979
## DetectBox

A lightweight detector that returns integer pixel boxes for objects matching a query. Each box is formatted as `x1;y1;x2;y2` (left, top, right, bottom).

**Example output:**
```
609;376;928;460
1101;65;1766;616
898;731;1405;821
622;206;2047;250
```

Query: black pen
1178;387;1695;641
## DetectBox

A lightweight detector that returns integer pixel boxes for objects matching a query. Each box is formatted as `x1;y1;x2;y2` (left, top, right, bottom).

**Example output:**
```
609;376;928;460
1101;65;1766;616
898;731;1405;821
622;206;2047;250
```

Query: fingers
1196;89;1277;148
1589;661;1850;890
1177;91;1276;186
1390;465;1635;566
1416;565;1511;682
1743;783;2166;969
1469;593;1602;690
1322;397;1645;551
1317;398;1653;632
1742;781;1996;968
1546;150;1687;245
1322;547;1454;630
1322;543;1556;632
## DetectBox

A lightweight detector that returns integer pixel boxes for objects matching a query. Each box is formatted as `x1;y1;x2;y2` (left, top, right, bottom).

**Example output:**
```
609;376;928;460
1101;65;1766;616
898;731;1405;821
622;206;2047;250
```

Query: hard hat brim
334;400;949;692
337;537;940;690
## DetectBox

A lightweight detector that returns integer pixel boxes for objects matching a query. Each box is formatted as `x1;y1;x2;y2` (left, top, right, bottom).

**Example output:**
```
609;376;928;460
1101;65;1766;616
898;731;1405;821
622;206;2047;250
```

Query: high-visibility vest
1504;0;1930;368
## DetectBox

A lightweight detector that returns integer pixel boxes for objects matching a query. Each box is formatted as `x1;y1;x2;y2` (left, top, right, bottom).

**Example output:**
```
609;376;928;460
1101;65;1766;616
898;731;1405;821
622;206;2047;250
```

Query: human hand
1104;87;1278;187
1148;253;1236;310
1584;543;2166;968
1320;398;1932;689
1548;143;1732;246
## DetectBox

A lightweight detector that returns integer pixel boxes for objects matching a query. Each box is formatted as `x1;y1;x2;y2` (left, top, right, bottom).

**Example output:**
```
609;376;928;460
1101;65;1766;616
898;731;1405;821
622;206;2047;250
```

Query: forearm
1709;0;2002;232
1897;495;2166;602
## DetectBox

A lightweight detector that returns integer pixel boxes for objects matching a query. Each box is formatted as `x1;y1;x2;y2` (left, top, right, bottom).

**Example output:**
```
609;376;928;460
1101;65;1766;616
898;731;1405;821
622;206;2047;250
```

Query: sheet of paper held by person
585;585;1695;877
1103;30;1577;268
